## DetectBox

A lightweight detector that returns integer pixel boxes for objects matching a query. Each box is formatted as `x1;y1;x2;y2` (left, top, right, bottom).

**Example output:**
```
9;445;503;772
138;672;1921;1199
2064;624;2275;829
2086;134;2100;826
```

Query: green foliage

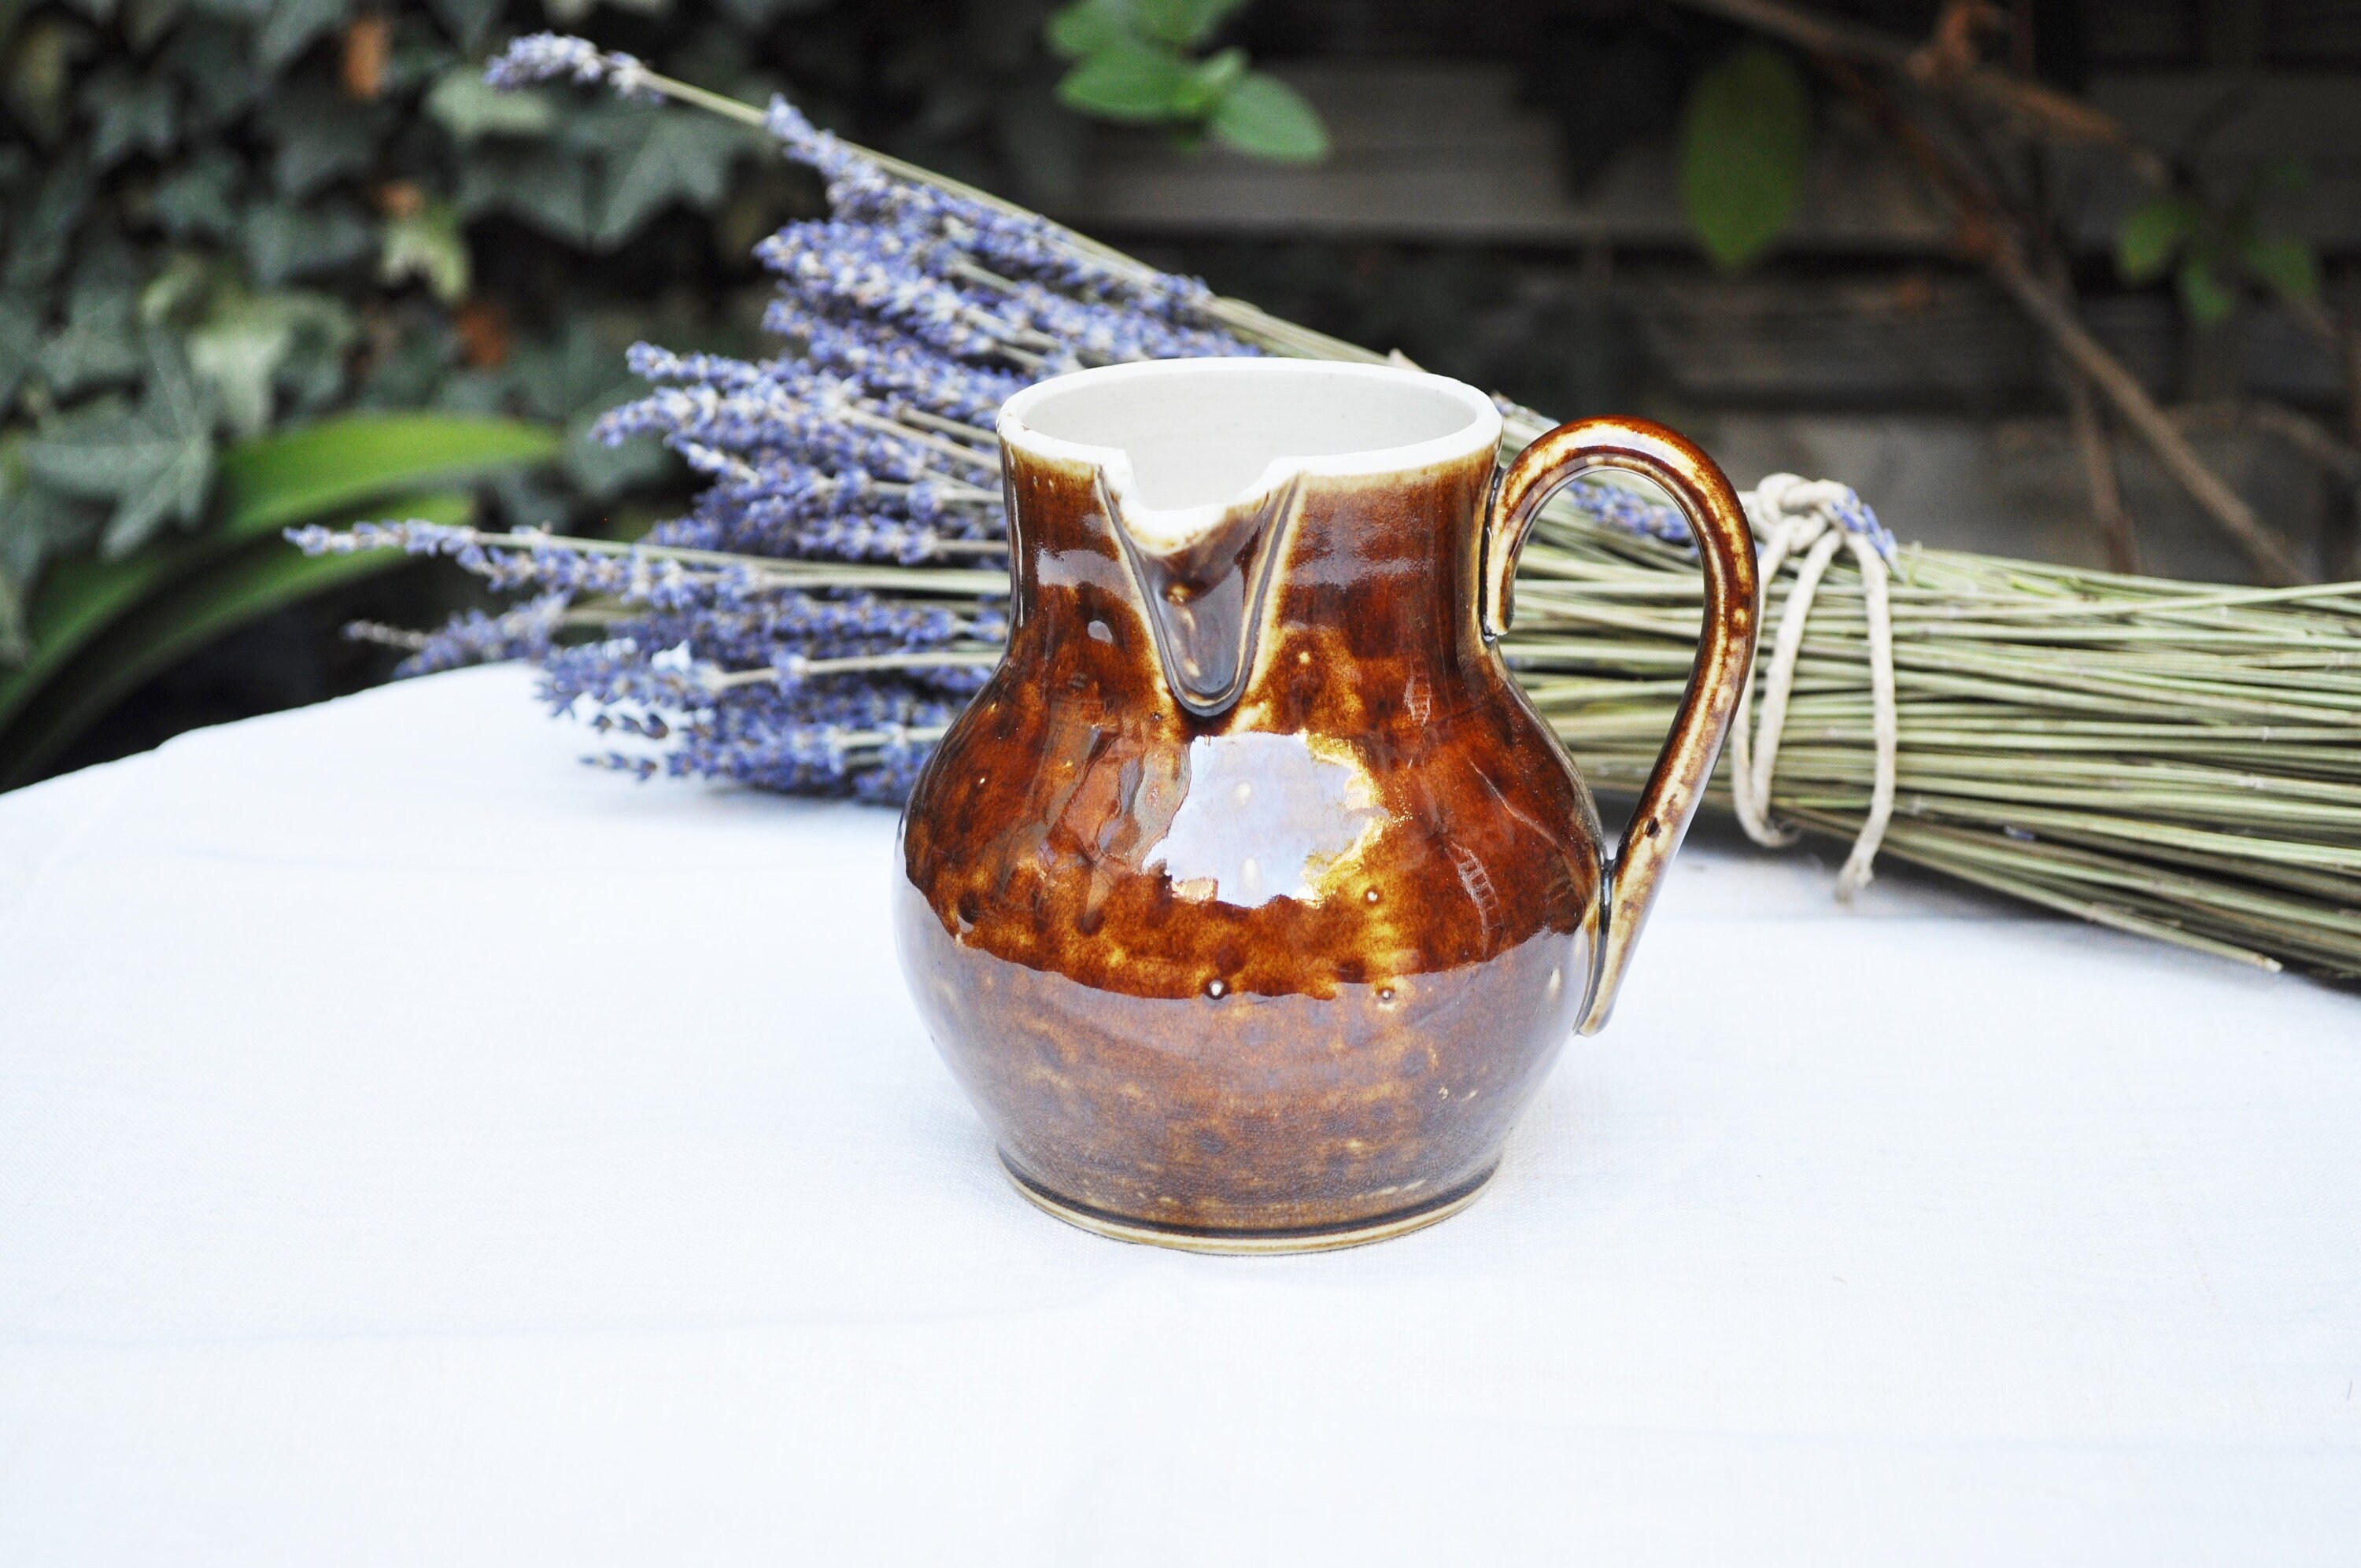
1056;39;1195;120
0;0;792;707
378;201;471;304
0;500;459;786
214;411;557;533
2114;161;2322;328
0;411;550;780
185;289;359;436
424;65;555;140
23;337;216;557
1046;0;1325;162
0;0;1248;769
1207;71;1323;162
2115;195;2197;282
1678;44;1811;272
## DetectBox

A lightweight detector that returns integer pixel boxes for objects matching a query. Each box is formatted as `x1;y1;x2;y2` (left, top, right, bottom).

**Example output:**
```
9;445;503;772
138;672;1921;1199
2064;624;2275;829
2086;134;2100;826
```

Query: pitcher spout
1097;466;1301;719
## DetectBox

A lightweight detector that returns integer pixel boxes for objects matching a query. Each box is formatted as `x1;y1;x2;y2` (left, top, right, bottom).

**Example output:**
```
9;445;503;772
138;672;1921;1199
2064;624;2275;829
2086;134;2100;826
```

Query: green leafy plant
6;0;1146;771
0;411;556;784
2115;160;2322;327
1677;43;1812;271
1046;0;1327;162
0;0;780;678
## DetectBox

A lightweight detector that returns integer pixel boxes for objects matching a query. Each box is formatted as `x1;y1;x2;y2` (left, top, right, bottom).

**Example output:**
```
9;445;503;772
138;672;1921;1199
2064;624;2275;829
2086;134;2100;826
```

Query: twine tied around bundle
1727;474;1900;901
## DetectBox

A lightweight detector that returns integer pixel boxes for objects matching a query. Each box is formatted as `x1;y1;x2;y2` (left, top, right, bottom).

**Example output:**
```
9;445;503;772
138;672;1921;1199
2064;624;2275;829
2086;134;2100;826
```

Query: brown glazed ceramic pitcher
896;360;1758;1253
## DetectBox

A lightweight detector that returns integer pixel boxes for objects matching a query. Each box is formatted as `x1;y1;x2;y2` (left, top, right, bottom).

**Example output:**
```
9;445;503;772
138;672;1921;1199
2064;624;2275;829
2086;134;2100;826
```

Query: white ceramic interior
998;359;1502;551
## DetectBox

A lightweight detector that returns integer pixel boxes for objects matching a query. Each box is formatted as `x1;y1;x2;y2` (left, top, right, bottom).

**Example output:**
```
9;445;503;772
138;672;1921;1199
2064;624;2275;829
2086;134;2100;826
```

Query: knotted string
1727;474;1900;901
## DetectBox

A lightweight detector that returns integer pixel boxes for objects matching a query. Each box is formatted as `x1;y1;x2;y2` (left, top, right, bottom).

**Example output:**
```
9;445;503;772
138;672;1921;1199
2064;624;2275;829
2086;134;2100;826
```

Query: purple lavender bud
484;33;608;90
484;33;657;100
394;593;571;677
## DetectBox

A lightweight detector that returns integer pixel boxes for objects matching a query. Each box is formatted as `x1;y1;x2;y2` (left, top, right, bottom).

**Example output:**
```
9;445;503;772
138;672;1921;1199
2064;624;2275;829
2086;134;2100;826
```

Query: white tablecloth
2;666;2357;1565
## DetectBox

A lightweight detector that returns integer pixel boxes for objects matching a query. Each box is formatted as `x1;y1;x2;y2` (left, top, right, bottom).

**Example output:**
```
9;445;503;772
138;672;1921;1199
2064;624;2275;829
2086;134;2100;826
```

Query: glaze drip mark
1448;842;1503;946
1405;671;1432;726
1102;471;1301;718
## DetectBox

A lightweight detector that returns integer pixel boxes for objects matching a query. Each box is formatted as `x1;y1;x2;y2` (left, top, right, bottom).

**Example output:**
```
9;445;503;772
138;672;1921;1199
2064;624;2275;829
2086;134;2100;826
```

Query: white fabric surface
2;665;2357;1566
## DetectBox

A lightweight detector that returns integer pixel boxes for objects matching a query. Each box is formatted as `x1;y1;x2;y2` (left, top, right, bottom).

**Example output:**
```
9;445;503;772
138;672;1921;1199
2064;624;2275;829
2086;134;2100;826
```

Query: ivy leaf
185;308;287;437
39;280;146;396
163;14;262;128
257;81;381;197
1208;71;1326;161
379;200;470;303
256;0;347;72
2;158;91;290
1057;39;1192;121
272;314;349;413
2;458;104;565
425;65;558;141
2241;233;2319;303
1679;44;1811;271
0;293;39;409
511;318;628;423
456;142;594;246
348;318;451;409
23;340;218;558
81;64;179;167
0;443;104;663
589;109;750;249
2116;196;2198;283
152;143;244;239
187;290;354;436
242;198;375;284
2178;252;2237;327
138;250;222;328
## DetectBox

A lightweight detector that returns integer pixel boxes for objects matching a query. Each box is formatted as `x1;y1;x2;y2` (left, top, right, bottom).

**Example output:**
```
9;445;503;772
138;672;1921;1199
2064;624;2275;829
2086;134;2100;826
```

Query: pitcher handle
1481;417;1761;1035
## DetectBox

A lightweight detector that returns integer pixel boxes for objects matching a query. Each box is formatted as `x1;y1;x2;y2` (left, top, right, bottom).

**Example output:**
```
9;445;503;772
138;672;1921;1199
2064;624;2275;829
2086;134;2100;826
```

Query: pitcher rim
996;358;1504;497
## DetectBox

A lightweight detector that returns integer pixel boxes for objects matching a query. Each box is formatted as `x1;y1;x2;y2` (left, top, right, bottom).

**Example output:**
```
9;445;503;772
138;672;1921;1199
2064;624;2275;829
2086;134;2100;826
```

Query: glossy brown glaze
896;368;1757;1246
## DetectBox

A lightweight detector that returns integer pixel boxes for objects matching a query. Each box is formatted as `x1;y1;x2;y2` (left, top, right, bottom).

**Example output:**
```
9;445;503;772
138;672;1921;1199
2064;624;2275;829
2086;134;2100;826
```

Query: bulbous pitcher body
896;360;1757;1252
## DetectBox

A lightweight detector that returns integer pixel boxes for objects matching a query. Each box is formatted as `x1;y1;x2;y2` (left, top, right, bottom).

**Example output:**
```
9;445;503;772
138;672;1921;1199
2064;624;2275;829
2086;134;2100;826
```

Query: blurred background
3;0;2358;787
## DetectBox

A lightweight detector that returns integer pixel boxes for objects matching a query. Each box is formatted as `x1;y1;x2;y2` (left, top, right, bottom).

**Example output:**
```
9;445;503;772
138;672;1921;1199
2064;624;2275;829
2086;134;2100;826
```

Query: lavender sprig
484;33;656;99
313;39;1759;800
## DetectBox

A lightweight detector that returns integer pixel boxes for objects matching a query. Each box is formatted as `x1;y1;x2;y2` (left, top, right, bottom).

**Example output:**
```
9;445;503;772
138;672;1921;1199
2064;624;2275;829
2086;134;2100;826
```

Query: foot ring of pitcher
999;1157;1497;1254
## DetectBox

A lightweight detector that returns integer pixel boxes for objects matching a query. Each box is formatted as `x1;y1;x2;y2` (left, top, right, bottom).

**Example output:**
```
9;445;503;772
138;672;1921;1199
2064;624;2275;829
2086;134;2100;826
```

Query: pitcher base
999;1158;1496;1255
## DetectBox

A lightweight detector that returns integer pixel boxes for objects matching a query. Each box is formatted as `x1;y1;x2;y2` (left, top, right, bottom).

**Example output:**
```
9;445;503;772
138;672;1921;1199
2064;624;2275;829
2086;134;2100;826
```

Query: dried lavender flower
328;38;1698;802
